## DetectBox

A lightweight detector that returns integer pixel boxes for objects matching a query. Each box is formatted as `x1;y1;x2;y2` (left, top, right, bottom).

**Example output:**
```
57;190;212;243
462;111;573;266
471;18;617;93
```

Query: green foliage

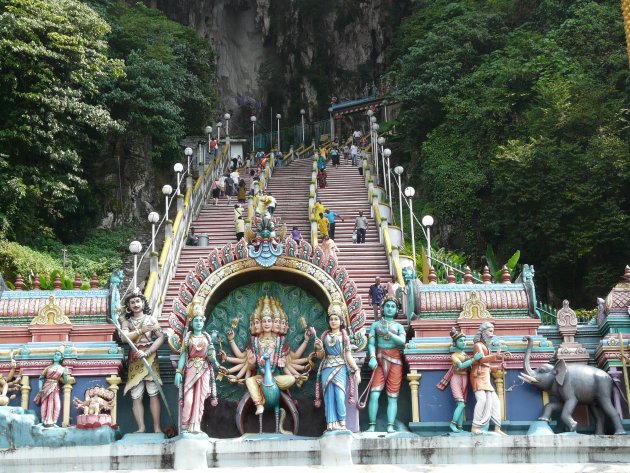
0;226;133;288
387;0;630;304
0;0;123;242
98;1;216;161
485;245;520;281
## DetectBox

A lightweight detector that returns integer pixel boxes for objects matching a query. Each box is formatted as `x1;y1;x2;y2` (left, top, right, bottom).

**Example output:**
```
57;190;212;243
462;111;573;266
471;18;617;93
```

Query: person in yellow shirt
317;213;329;238
313;200;325;222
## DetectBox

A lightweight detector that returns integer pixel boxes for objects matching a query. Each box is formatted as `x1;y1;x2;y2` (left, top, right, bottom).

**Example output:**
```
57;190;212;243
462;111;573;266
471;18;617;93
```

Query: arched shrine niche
201;281;329;437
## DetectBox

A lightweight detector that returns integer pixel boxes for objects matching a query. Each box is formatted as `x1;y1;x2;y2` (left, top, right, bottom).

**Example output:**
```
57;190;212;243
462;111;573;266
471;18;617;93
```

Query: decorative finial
482;266;491;284
90;273;99;289
73;273;82;290
15;274;24;291
463;266;473;284
501;266;511;284
428;266;437;285
33;274;41;290
447;268;456;284
53;274;62;290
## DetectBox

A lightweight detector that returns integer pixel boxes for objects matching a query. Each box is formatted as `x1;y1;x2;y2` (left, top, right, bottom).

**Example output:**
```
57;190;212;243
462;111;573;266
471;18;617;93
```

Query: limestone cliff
145;0;410;124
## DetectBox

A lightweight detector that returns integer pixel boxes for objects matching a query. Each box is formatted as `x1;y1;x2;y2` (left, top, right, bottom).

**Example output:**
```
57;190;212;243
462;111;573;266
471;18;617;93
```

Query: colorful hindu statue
33;348;69;427
220;296;314;417
0;355;21;406
120;291;165;433
313;301;361;431
470;321;510;435
247;214;284;268
365;295;405;433
174;303;219;434
436;327;483;432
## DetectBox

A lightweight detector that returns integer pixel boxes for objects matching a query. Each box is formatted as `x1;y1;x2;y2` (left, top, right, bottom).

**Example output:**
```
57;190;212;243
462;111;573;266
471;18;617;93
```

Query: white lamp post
378;136;386;194
404;186;416;268
184;147;193;175
148;212;159;252
250;115;256;154
216;122;222;145
276;113;281;150
394;166;404;238
128;240;142;291
384;148;392;205
224;113;231;137
174;162;184;195
162;184;172;221
328;107;334;142
300;109;306;146
204;125;212;164
422;215;434;263
372;123;380;185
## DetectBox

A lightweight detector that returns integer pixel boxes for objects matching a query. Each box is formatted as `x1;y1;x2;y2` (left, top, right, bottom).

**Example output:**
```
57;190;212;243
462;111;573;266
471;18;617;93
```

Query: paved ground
68;465;629;473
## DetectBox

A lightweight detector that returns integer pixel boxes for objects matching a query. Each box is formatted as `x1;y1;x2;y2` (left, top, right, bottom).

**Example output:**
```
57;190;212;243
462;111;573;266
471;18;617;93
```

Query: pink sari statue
34;350;68;427
175;313;219;433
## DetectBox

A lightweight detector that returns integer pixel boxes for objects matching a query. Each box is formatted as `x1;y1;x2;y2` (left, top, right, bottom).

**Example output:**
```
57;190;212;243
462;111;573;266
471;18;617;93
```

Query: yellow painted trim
193;175;203;193
184;187;192;207
159;237;172;267
172;211;183;235
144;272;157;300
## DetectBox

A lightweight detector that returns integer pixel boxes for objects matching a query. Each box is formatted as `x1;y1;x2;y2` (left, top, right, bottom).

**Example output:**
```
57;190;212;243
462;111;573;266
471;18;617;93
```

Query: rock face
146;0;411;121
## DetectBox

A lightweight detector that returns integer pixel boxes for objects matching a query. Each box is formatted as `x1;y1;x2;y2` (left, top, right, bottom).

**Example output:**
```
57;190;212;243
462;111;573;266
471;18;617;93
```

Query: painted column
106;375;122;426
492;369;506;420
407;370;421;422
20;375;30;410
62;375;75;427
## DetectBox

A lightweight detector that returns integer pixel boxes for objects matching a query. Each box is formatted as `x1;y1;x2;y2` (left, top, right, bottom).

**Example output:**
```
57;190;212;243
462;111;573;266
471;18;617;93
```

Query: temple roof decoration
30;296;71;325
417;283;530;317
458;291;491;319
604;265;630;317
0;289;110;322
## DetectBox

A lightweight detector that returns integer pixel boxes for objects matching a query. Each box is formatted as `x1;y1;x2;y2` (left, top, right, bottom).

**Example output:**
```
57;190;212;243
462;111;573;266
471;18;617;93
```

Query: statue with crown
219;295;317;434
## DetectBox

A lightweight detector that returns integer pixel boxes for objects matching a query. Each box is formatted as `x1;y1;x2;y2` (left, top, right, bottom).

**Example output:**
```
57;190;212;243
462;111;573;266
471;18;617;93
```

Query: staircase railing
142;142;231;318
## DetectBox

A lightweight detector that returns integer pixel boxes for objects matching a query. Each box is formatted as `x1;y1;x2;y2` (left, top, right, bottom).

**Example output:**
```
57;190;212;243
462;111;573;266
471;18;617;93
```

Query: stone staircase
162;155;392;327
315;159;392;324
264;159;312;236
162;170;253;315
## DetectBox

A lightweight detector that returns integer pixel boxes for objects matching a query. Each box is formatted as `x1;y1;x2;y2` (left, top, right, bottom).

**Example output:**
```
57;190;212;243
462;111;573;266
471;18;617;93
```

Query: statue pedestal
319;430;353;466
76;414;114;429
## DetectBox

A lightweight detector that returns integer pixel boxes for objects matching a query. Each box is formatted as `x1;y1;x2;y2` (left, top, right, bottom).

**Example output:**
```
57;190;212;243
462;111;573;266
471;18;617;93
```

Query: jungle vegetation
0;0;216;284
386;0;630;305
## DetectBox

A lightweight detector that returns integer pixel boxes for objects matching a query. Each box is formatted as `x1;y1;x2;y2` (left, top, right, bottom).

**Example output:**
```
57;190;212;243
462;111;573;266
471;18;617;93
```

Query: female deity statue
174;306;219;433
34;348;69;427
219;295;314;415
437;327;483;432
313;302;360;431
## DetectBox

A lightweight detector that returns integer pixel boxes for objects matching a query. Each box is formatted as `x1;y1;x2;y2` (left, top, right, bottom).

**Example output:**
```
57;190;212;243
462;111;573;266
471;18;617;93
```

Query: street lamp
377;136;386;194
328;107;334;142
204;126;212;164
384;148;392;206
174;162;184;195
404;186;416;268
250;115;256;154
422;215;434;263
224;113;231;137
372;123;380;185
300;109;306;146
216;122;222;144
148;212;159;253
128;240;142;291
162;185;172;221
394;166;404;238
184;147;193;175
276;113;281;150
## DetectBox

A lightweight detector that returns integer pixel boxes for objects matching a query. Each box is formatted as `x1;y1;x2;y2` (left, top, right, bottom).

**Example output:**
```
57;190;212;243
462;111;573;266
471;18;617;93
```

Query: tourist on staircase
291;226;301;241
369;277;386;320
317;213;330;239
354;210;368;244
235;216;245;242
323;208;344;240
210;177;221;206
319;235;339;262
330;146;340;168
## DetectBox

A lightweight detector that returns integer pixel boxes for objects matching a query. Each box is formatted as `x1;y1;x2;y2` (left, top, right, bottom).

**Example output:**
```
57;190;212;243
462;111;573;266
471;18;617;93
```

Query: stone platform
2;431;630;471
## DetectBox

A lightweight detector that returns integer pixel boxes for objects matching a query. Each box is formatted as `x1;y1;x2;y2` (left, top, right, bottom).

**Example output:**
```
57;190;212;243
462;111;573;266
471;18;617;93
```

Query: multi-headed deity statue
220;296;314;426
0;355;22;406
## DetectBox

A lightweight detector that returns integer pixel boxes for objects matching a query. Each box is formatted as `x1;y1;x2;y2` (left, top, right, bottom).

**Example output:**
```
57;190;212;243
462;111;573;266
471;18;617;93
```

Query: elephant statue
519;336;625;434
